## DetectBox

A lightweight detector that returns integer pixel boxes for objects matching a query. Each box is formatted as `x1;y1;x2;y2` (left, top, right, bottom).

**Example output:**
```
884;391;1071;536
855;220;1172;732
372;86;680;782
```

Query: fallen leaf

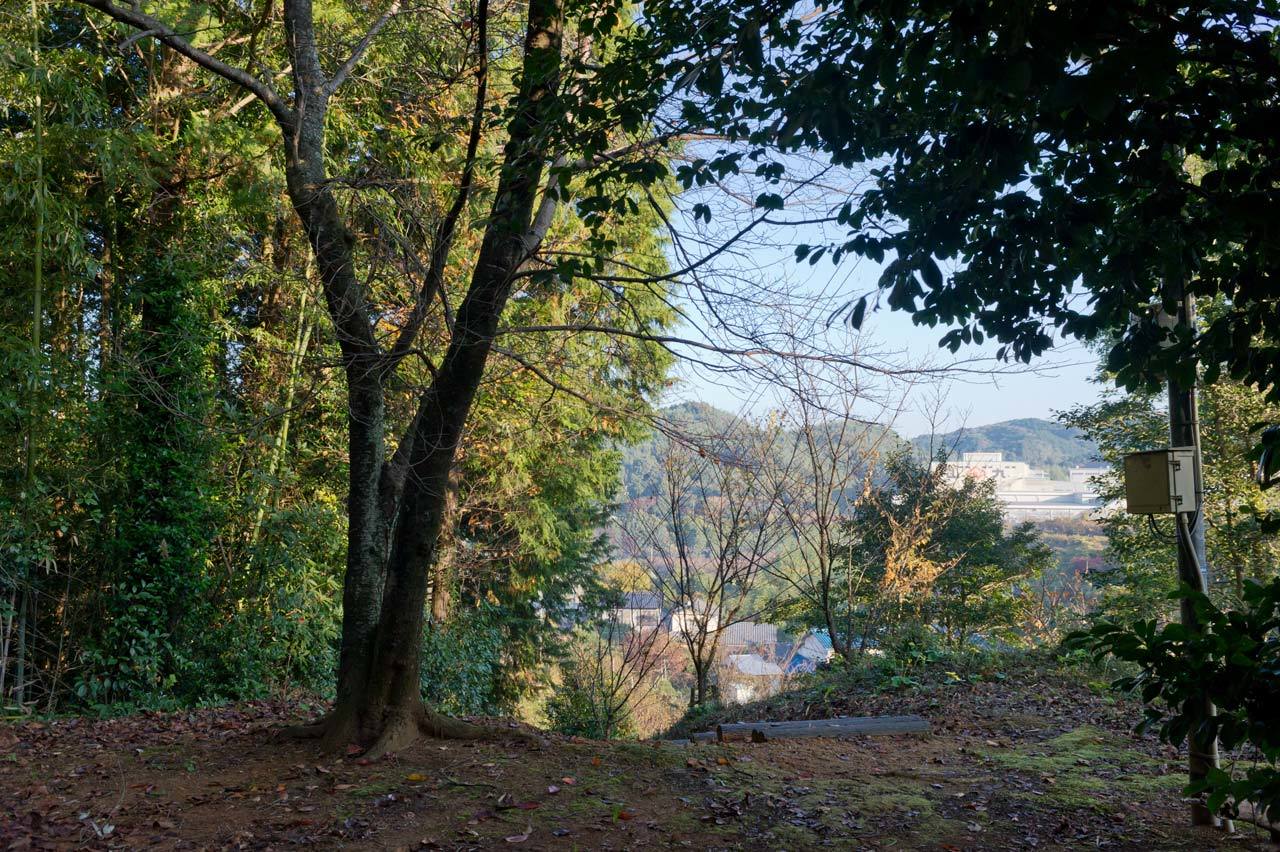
406;773;428;783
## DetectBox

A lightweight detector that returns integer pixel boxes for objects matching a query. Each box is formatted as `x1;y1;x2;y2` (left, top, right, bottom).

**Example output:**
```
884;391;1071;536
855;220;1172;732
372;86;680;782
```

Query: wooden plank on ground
715;715;930;742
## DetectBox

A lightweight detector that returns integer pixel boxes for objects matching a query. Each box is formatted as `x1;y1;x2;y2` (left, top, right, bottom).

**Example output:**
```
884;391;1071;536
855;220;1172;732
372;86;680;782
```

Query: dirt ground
2;672;1275;850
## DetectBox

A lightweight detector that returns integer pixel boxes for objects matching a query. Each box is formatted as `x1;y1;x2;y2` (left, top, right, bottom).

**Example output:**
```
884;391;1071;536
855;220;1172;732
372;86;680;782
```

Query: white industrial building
935;452;1107;520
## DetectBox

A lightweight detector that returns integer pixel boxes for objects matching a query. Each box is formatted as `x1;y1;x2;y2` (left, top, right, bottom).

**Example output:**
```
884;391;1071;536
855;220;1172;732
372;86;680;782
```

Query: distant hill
911;418;1098;471
621;410;1096;508
619;402;746;501
619;401;903;502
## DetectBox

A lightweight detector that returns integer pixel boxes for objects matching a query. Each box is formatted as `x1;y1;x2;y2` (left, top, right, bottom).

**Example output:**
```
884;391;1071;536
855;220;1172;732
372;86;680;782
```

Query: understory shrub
419;604;508;716
1070;578;1280;823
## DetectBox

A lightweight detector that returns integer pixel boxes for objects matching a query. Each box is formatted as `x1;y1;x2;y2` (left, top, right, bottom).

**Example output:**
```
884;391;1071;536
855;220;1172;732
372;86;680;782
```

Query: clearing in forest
1;664;1272;850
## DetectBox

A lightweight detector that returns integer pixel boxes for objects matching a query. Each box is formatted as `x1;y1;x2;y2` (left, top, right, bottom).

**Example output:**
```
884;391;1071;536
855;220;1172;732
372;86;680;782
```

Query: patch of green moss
862;788;936;814
980;725;1181;813
780;775;963;838
349;779;396;798
607;741;686;768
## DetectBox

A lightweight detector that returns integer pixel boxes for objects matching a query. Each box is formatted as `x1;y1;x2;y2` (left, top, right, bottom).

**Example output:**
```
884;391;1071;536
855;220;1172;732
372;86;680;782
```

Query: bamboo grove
0;0;678;728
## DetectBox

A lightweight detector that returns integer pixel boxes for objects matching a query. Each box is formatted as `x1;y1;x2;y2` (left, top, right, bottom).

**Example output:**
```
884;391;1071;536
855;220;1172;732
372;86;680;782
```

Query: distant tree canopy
645;0;1280;396
1063;372;1280;621
619;401;901;505
832;451;1053;650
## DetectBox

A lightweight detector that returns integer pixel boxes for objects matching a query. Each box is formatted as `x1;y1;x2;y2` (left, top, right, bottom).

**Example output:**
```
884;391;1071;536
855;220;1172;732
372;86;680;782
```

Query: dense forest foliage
0;0;676;720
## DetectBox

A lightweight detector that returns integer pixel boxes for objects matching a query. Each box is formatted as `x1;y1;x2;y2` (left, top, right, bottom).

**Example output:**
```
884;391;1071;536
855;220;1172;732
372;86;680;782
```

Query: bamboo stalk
14;0;46;714
0;589;14;702
25;0;44;490
15;591;27;709
248;267;316;553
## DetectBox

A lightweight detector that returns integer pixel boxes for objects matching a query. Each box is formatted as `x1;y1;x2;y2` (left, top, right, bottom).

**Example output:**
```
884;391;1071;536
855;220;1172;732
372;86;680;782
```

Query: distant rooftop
621;591;661;611
722;622;778;648
726;654;784;677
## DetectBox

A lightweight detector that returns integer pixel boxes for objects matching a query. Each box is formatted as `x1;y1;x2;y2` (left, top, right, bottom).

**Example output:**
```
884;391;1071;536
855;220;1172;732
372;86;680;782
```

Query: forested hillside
911;418;1098;471
619;401;904;502
623;409;1096;505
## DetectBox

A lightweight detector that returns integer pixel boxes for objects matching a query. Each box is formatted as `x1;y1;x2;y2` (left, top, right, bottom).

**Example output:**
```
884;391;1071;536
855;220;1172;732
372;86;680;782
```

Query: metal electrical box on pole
1144;285;1221;827
1123;448;1197;515
1120;287;1221;828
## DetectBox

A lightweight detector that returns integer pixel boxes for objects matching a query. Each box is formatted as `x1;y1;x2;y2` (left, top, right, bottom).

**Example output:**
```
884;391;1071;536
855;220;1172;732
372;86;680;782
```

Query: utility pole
1165;284;1221;828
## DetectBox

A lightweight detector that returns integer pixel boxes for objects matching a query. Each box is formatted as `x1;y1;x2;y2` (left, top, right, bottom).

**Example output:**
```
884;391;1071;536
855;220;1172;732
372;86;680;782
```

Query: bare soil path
1;668;1273;850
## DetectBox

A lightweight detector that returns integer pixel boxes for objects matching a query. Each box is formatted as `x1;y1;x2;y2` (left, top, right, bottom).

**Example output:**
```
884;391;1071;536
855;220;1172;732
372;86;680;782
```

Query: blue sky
673;309;1104;438
660;204;1106;438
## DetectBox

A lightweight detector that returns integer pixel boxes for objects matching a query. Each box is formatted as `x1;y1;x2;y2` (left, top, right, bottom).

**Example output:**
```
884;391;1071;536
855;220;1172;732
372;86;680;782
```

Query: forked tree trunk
292;0;563;756
80;0;564;755
357;7;561;754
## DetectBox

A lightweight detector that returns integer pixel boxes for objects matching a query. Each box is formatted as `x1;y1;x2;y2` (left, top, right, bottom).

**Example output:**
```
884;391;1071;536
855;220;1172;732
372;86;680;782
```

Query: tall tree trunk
79;0;564;751
352;0;563;756
277;0;563;755
273;0;390;749
821;582;849;658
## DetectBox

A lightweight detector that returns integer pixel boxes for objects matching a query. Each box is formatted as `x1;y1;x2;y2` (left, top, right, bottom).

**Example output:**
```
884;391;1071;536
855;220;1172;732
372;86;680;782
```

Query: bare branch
562;130;714;173
495;323;993;378
387;0;489;369
523;155;568;249
324;0;403;96
76;0;294;128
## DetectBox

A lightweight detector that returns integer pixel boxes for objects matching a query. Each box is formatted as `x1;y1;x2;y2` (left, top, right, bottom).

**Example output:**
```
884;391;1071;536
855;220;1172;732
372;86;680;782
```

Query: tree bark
78;0;563;754
272;0;402;749
353;0;564;756
429;468;461;626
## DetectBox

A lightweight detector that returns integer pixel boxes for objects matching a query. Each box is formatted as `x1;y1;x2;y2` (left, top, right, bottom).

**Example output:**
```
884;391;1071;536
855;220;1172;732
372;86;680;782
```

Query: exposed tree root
281;700;540;759
421;705;489;740
363;702;541;760
363;706;426;760
277;703;359;754
277;709;332;740
280;720;328;740
319;704;361;754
